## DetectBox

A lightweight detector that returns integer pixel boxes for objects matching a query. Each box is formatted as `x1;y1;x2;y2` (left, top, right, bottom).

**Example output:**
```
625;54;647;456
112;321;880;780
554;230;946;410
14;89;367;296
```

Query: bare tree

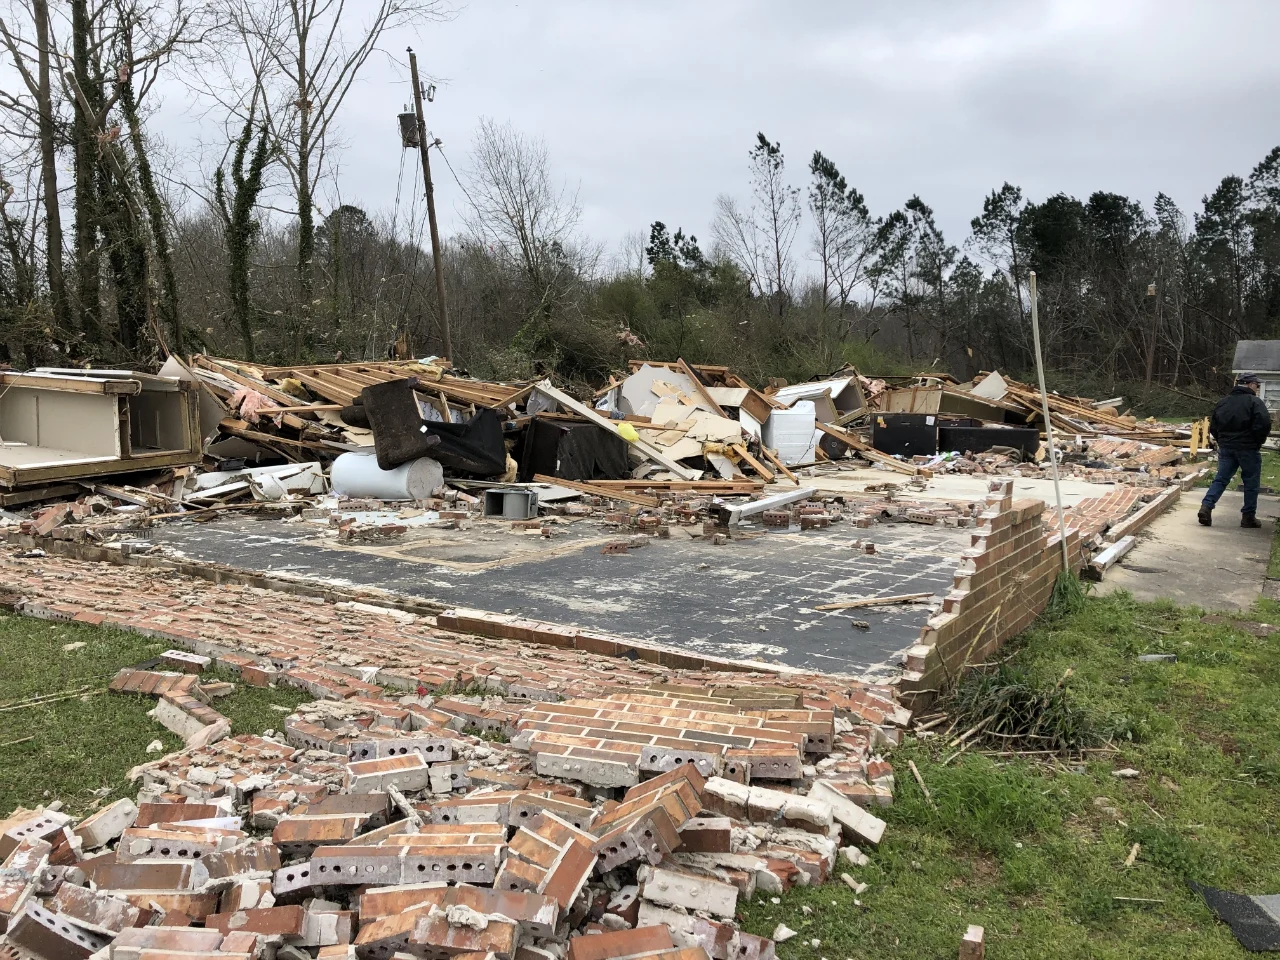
0;1;70;332
463;117;585;320
615;228;648;279
214;0;450;327
712;132;800;315
55;0;206;355
969;182;1027;322
711;194;761;296
808;150;875;343
0;166;39;309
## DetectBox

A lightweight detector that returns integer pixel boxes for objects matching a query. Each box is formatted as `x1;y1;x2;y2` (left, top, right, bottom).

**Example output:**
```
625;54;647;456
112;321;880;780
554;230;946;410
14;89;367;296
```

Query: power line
435;144;477;217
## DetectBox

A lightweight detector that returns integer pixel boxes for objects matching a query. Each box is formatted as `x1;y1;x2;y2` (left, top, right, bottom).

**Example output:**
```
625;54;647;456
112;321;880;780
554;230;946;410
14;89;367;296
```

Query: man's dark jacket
1211;386;1273;449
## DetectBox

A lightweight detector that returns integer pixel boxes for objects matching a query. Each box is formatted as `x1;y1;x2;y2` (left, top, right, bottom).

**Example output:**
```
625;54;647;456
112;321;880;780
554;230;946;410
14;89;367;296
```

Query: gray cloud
146;0;1280;259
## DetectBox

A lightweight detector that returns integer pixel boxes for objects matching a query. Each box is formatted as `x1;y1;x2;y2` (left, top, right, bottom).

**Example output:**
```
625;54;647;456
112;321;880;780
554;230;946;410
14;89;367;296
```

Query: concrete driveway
1099;490;1277;611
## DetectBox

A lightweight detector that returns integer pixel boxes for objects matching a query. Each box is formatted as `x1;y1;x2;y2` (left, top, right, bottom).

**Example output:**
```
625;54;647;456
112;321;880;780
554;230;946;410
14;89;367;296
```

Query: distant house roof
1233;340;1280;372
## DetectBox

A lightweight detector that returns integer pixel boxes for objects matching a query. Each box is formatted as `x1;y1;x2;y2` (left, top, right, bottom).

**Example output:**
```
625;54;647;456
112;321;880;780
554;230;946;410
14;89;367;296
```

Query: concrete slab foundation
142;516;970;678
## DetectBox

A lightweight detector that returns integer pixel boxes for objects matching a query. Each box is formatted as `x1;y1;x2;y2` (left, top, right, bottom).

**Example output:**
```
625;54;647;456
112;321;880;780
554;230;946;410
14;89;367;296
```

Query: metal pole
1029;271;1072;573
407;47;452;362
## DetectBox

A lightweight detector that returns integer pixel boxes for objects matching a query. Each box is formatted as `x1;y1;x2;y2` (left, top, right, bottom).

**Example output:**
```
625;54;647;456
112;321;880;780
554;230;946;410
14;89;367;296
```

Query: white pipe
1030;271;1072;573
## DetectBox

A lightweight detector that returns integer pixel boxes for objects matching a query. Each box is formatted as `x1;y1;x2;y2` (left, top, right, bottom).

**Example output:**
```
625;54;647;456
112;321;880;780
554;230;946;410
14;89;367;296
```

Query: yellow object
278;377;309;400
617;422;639;442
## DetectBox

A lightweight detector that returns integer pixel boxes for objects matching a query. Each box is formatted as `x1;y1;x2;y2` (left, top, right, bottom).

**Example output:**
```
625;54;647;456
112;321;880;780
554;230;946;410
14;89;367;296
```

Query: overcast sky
148;0;1280;261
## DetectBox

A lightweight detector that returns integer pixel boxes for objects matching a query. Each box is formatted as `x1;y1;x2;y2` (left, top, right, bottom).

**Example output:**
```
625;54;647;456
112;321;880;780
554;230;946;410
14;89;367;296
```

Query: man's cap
1238;373;1262;385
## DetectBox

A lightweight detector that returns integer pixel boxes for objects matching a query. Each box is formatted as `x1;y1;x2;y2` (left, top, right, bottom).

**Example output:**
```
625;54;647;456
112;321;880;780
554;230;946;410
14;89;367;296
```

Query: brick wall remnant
897;479;1085;710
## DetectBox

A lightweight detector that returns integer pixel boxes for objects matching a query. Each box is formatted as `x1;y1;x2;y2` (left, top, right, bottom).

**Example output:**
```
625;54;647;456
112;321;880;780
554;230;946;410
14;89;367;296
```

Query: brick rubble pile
0;647;901;958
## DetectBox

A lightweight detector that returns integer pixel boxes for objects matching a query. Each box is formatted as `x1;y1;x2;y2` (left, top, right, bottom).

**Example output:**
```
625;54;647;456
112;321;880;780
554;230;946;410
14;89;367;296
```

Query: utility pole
407;47;452;361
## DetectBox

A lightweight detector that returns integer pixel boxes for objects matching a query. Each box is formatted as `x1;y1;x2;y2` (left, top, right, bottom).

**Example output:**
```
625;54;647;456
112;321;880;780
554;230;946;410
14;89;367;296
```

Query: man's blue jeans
1201;446;1262;515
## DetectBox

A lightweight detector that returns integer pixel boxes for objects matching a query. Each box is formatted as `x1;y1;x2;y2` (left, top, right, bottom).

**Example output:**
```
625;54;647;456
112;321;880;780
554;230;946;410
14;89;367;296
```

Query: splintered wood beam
813;422;922;476
758;445;800;484
532;474;660;507
678;357;729;418
729;444;774;482
813;592;935;612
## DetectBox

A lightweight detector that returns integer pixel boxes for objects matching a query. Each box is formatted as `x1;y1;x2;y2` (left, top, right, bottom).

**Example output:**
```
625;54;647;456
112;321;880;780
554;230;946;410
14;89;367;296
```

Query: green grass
1195;448;1280;492
739;588;1280;959
0;612;307;816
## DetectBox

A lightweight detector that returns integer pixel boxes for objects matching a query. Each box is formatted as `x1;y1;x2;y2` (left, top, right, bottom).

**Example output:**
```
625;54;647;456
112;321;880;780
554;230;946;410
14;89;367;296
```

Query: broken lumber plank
263;403;345;413
147;502;281;522
813;592;934;612
758;445;800;484
729;444;774;482
908;759;935;809
78;481;178;508
531;382;701;480
678;357;729;418
0;371;140;395
532;474;660;508
0;484;80;507
835;405;868;426
1124;843;1140;868
190;356;313;431
813;422;922;476
587;480;764;493
217;419;354;456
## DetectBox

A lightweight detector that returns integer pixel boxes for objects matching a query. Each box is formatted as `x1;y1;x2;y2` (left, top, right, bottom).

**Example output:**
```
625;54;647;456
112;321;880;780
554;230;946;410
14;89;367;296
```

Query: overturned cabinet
0;369;202;489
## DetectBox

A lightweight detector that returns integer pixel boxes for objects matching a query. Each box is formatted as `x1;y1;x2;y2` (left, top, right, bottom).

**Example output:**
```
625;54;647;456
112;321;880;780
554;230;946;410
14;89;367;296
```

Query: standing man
1199;374;1272;528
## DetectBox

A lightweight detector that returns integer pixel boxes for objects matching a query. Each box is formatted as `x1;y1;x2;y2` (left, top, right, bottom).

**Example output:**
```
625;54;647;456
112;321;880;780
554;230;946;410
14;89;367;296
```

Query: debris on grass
938;662;1101;754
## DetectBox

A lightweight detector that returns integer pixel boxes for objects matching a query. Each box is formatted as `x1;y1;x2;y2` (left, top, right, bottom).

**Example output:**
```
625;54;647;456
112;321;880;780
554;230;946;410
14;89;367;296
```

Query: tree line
0;2;1275;404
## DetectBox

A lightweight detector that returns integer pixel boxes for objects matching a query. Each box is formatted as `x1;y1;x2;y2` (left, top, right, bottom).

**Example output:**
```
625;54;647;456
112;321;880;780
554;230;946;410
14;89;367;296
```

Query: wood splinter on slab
814;591;935;612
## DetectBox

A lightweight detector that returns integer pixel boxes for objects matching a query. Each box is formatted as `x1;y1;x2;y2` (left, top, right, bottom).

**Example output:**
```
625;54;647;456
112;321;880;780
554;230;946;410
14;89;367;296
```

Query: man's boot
1198;507;1212;526
1242;512;1263;528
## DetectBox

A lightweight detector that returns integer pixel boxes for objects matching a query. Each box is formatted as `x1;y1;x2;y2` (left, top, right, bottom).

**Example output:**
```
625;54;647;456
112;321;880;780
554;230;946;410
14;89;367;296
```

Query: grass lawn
0;612;307;817
740;587;1280;959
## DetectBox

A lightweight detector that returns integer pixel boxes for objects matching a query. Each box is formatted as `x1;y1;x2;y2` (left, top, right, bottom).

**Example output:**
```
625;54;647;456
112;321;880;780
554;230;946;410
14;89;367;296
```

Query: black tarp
362;378;508;476
518;417;630;483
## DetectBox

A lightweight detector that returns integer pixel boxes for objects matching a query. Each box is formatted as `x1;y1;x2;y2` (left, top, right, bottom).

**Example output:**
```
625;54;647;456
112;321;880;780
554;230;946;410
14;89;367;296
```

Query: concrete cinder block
73;797;138;850
809;780;886;847
640;865;738;918
0;810;71;861
310;846;406;886
533;749;639;789
111;925;226;957
346;754;431;794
